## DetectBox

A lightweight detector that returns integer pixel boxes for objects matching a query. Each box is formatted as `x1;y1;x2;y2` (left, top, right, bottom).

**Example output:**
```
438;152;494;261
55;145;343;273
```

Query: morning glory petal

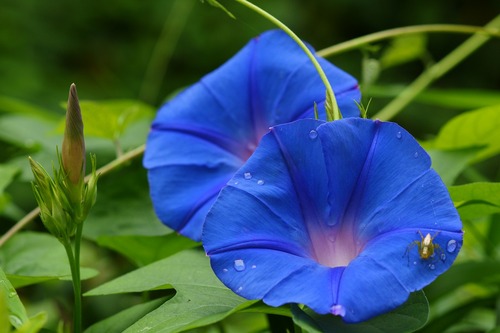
203;118;462;323
144;29;361;240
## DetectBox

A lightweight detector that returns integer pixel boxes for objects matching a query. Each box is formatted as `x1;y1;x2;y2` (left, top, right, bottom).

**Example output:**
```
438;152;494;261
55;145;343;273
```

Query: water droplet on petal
223;268;228;273
251;265;257;269
447;239;457;253
440;253;446;261
414;152;419;158
428;264;435;270
244;172;252;180
396;131;402;139
234;259;246;272
236;286;243;293
309;130;318;140
331;304;346;317
413;261;417;265
257;179;264;185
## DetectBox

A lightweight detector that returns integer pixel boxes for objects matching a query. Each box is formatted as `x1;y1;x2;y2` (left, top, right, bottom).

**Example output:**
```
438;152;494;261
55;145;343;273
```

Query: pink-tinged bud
62;83;85;186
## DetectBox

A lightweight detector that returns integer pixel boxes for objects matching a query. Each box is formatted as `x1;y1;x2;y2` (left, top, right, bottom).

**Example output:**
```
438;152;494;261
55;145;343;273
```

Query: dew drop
244;172;252;180
428;264;435;270
414;152;419;158
447;239;457;253
331;304;346;317
251;265;257;269
234;259;246;272
309;130;318;140
413;261;417;265
234;181;239;185
9;315;23;328
257;179;265;185
440;253;446;261
8;291;17;298
223;268;228;273
236;286;243;293
396;131;402;140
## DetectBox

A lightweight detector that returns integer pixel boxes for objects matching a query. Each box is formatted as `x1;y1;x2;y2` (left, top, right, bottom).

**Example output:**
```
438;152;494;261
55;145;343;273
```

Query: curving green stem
371;16;500;121
233;0;341;121
316;24;500;58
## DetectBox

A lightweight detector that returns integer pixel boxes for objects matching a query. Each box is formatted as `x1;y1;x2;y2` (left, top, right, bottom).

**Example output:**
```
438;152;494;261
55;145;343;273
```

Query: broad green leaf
449;182;500;220
85;250;253;332
366;86;500;110
0;289;11;333
380;34;427;68
433;104;500;162
96;234;199;267
84;298;167;333
427;147;480;186
0;267;28;328
292;291;428;333
57;100;154;141
83;163;168;240
0;232;98;288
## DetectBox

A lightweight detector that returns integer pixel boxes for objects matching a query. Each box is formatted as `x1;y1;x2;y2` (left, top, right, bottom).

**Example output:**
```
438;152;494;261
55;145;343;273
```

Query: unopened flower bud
62;83;85;187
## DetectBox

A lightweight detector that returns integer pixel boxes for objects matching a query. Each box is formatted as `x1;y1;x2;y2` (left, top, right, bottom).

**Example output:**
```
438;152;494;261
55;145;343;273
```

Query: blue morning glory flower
202;118;463;323
143;30;361;241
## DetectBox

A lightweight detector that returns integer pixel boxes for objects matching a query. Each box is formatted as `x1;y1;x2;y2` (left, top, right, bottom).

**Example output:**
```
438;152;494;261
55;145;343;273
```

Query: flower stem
233;0;341;121
316;24;500;58
62;233;82;333
373;15;500;121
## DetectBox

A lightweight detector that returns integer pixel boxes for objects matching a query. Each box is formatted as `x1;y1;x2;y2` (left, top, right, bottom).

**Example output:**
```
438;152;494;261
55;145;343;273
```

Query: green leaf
83;162;168;240
380;34;427;69
84;298;167;333
96;234;199;267
57;100;154;141
0;232;98;288
15;312;47;333
85;250;252;332
0;267;28;328
433;104;500;162
449;182;500;220
292;291;428;333
427;147;480;186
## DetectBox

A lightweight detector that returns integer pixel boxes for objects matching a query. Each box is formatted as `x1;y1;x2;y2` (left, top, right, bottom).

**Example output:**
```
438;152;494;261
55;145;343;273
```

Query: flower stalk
233;0;341;121
29;83;98;333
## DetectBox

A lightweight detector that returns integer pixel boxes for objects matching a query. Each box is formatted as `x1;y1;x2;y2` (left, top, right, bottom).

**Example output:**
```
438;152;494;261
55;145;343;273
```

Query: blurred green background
1;0;498;111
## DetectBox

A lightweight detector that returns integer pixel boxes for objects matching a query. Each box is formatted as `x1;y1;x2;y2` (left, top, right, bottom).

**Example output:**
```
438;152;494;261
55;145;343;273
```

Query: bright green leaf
449;182;500;220
380;34;427;69
292;291;428;333
427;147;480;186
434;104;500;162
15;312;47;333
57;100;154;141
84;298;167;333
0;232;98;288
0;267;28;329
86;250;253;332
97;234;199;267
